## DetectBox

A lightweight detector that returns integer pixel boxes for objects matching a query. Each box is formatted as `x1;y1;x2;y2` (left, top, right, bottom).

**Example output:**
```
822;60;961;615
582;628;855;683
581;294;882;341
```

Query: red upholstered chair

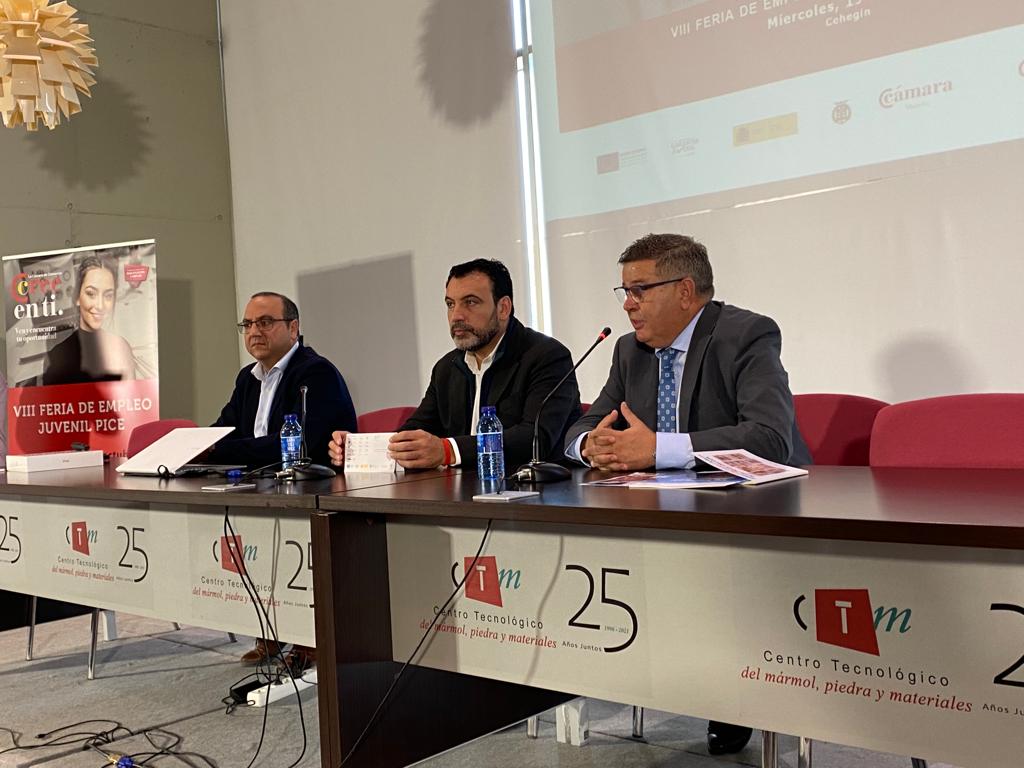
794;393;888;466
126;418;198;457
870;393;1024;468
357;406;417;433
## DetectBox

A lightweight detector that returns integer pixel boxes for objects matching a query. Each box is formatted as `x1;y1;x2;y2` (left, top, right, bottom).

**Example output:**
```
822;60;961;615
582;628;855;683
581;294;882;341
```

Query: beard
450;313;500;352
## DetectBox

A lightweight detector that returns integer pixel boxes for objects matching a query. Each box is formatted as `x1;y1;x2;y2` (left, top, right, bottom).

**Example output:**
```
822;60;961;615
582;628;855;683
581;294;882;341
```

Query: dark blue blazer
209;343;356;468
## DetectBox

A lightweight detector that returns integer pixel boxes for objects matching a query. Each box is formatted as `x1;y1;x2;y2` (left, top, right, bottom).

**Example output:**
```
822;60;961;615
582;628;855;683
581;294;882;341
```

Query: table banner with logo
0;496;315;646
3;240;160;456
387;520;1024;767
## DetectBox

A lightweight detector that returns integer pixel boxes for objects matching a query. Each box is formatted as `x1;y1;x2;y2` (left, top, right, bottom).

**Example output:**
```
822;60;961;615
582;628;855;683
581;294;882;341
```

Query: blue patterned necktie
656;347;680;433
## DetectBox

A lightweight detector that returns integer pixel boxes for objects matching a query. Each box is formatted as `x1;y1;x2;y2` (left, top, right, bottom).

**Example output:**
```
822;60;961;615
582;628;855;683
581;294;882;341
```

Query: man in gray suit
564;233;809;755
565;232;810;473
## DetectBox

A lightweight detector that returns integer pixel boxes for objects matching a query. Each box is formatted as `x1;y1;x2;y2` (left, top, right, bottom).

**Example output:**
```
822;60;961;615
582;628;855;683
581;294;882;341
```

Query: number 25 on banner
564;564;638;653
991;603;1024;688
0;515;21;564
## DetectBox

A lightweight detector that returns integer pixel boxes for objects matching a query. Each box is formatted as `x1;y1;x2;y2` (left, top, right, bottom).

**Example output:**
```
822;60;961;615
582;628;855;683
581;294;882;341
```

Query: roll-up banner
3;240;159;456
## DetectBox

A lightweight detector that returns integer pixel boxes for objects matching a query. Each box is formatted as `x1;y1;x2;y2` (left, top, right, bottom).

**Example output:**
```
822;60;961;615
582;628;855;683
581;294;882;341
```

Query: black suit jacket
565;301;811;465
209;343;356;468
402;316;581;468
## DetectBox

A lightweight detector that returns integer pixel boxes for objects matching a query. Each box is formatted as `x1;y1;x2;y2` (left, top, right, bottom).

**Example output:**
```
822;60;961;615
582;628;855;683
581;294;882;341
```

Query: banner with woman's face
2;239;160;456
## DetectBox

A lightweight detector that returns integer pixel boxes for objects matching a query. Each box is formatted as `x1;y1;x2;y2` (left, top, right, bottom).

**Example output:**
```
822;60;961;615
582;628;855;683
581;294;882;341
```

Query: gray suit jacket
565;301;811;466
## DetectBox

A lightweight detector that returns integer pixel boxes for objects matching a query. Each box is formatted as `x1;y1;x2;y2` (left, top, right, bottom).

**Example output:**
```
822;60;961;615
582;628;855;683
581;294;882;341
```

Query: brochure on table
581;449;807;489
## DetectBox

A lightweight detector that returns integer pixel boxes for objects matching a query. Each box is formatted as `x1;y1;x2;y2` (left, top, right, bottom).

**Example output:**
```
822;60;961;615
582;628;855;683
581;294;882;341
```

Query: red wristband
441;438;454;467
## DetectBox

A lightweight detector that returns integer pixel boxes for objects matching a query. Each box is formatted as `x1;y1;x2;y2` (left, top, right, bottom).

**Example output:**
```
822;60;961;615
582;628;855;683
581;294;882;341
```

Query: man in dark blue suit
210;292;356;469
211;291;356;670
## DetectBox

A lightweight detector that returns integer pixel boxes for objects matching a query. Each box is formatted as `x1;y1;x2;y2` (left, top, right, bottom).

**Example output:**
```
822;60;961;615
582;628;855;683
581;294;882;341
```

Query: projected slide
530;0;1024;221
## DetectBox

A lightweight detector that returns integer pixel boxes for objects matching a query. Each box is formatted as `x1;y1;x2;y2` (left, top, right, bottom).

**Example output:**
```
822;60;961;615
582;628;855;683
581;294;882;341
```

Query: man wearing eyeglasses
209;291;356;671
564;233;809;755
209;291;357;469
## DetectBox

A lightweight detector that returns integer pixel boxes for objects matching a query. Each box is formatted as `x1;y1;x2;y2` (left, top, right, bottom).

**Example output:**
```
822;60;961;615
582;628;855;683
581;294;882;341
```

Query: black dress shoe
707;721;753;755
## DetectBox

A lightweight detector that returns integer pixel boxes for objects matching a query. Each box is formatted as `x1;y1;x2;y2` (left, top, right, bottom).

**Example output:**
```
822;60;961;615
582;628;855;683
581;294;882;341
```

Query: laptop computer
116;426;239;477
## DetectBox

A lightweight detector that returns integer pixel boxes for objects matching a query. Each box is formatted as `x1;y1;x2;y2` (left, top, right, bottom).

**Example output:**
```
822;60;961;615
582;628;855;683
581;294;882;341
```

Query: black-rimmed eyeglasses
613;278;683;304
237;316;292;334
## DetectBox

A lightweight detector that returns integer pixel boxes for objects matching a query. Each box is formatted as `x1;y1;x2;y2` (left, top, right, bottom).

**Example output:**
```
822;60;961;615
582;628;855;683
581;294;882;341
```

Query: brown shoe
240;639;281;666
278;645;316;676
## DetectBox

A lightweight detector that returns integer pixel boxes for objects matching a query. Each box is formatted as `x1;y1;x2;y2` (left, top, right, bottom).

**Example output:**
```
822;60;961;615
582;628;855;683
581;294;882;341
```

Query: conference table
313;466;1024;768
2;464;1023;768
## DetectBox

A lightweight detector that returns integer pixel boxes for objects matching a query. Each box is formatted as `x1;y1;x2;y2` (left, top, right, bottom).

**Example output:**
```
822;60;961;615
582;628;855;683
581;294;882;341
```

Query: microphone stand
510;327;611;484
286;385;336;481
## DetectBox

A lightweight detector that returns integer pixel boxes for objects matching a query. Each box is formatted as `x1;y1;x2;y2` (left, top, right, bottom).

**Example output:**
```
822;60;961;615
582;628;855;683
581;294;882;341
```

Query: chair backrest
870;393;1024;468
794;393;888;466
357;406;417;434
126;418;199;458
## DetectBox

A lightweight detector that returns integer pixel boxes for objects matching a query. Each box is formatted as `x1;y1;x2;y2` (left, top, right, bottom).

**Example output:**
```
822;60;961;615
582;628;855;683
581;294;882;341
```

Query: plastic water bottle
476;405;504;494
280;413;302;469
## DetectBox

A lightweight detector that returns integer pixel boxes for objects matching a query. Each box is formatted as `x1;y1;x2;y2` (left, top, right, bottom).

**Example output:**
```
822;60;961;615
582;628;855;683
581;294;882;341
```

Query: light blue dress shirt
568;307;704;469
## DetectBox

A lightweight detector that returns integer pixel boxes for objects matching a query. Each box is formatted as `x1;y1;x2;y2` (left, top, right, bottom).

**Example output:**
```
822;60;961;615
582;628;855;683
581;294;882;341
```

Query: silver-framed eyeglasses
613;278;683;304
237;316;291;334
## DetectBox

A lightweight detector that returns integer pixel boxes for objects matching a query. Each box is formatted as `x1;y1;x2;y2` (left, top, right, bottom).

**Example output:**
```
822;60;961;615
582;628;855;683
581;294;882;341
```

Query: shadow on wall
418;0;514;127
155;278;195;420
297;253;421;415
25;79;152;191
876;333;975;403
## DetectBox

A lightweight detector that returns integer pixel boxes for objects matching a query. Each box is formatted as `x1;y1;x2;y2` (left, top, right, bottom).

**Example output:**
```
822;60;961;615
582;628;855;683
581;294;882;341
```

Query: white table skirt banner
387;519;1024;768
0;496;315;646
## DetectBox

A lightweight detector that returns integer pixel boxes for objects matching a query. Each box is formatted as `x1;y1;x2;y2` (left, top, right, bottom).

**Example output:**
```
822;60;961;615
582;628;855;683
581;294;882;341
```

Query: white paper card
345;432;402;473
472;490;541;502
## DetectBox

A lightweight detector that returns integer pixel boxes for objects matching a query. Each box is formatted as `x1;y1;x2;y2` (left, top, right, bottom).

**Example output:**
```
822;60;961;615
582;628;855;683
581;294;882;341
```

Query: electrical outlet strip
246;668;317;707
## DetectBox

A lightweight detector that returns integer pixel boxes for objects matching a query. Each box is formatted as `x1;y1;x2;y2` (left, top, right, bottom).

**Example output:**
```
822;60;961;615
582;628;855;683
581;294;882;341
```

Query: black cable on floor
0;720;131;755
340;518;494;766
223;509;308;768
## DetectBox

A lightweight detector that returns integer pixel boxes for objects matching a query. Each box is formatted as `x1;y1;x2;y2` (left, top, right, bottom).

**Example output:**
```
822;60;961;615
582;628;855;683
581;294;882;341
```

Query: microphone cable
222;510;309;768
340;518;493;765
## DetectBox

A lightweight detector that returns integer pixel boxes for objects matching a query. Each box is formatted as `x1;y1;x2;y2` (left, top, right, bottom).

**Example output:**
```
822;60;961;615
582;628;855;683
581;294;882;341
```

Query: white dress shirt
447;334;504;467
251;341;299;438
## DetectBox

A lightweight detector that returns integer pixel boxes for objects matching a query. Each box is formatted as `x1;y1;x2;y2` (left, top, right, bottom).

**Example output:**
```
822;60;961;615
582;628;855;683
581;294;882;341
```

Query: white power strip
246;668;318;707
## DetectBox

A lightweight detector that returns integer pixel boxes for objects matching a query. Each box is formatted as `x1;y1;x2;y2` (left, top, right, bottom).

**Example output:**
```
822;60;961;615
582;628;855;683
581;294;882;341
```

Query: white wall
219;0;526;412
221;1;1023;413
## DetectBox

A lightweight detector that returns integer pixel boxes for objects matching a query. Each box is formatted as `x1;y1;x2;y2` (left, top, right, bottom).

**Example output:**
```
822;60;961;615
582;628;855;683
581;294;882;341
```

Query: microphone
287;384;336;480
510;326;612;484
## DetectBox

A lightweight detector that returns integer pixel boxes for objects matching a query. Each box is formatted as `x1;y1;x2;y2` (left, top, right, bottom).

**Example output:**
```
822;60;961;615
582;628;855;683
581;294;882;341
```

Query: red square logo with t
464;555;502;607
221;535;246;576
70;521;90;555
814;588;879;655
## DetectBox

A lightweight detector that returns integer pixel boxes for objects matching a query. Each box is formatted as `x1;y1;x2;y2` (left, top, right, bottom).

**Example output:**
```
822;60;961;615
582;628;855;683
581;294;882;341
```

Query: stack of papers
584;470;743;489
696;449;808;484
582;449;808;489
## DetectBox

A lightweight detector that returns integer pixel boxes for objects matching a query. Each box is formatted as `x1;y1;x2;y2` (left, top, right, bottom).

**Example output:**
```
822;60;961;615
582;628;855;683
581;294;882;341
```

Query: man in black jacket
328;259;580;471
211;291;356;670
210;292;356;469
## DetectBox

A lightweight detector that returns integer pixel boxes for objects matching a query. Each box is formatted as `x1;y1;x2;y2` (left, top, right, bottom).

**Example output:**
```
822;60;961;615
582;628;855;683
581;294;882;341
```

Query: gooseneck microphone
282;385;336;480
510;326;612;484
